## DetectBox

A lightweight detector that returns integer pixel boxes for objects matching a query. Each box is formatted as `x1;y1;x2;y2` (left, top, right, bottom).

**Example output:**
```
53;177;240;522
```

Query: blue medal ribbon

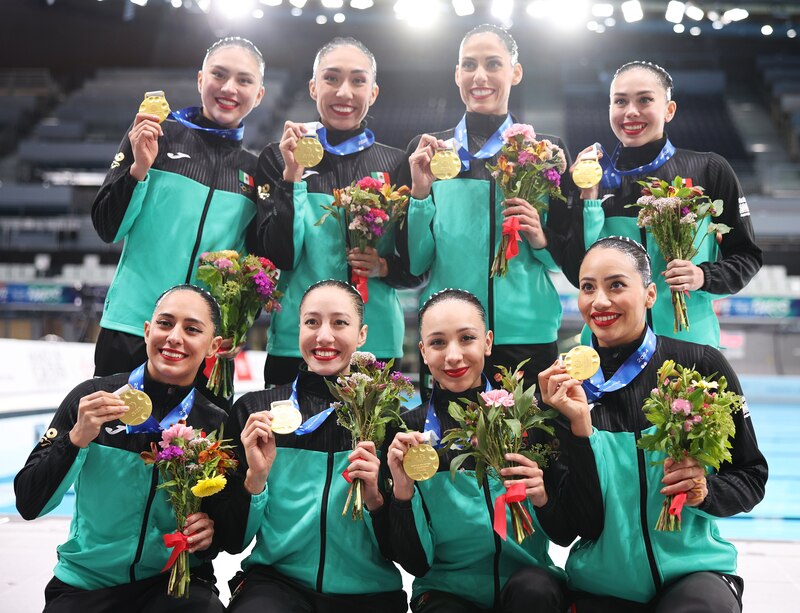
126;363;196;434
599;139;676;189
316;126;375;156
286;375;337;436
453;113;514;172
582;327;657;403
425;375;493;448
168;106;244;141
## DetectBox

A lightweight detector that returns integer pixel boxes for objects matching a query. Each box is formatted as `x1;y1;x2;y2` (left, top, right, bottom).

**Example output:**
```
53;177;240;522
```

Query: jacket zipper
487;176;497;331
130;466;160;582
482;477;502;607
634;430;662;593
316;452;335;592
185;153;221;283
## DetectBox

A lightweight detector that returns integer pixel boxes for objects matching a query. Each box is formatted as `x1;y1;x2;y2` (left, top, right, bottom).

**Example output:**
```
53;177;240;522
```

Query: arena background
1;0;799;610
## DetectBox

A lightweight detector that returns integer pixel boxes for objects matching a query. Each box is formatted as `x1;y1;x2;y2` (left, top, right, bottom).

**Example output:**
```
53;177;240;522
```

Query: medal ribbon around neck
582;327;657;403
126;363;196;434
453;113;514;172
286;375;338;436
168;106;244;141
425;375;493;448
598;139;676;189
305;121;375;157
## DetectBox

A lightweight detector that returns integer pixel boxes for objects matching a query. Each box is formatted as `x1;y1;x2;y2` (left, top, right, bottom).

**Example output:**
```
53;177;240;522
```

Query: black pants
264;355;398;388
571;571;744;613
411;566;565;613
419;342;559;402
94;327;231;411
43;572;224;613
227;566;408;613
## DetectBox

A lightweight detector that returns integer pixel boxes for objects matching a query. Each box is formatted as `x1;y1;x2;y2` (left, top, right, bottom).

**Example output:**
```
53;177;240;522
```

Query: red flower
356;176;383;191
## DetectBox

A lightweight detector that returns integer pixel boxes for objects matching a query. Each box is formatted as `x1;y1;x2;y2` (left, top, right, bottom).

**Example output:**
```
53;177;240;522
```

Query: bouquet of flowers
627;176;731;333
315;176;410;302
440;361;558;543
486;123;567;277
325;351;414;520
637;360;743;531
197;250;282;398
141;423;238;598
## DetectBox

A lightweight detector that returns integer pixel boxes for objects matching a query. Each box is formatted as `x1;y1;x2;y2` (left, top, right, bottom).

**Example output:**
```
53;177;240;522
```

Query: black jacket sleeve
697;345;768;517
14;380;96;520
90;123;140;243
533;420;604;546
698;154;763;295
540;135;576;270
207;395;258;555
388;494;431;577
252;143;297;269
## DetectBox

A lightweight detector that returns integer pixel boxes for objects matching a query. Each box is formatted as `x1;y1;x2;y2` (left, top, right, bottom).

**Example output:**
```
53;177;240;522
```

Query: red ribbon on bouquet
502;216;521;261
161;531;190;572
351;271;369;303
668;491;688;519
493;481;528;541
203;356;216;378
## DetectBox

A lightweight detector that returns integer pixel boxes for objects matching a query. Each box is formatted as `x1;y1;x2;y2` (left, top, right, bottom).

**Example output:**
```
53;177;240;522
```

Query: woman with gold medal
15;285;228;611
218;280;407;612
380;289;602;613
91;38;266;412
540;236;767;611
255;37;421;388
397;24;575;402
565;61;762;348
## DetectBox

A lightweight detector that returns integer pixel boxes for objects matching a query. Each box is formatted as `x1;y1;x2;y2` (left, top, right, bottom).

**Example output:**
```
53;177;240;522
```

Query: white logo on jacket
738;196;750;217
167;152;191;160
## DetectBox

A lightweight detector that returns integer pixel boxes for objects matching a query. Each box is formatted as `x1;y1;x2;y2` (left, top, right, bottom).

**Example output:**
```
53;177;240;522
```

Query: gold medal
269;400;303;435
430;148;462;180
294;136;324;168
572;159;603;189
118;386;153;426
559;346;601;381
138;90;171;123
403;443;440;481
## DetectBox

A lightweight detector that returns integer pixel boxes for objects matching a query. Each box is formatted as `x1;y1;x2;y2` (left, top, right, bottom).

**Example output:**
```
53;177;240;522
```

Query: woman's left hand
663;259;705;293
502;198;547;250
500;452;548;508
347;247;387;278
346;441;384;512
184;512;215;553
661;457;708;507
216;337;245;360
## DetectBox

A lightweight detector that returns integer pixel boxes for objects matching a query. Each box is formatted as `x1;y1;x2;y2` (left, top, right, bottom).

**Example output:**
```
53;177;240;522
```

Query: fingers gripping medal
430;139;462;181
114;384;153;426
573;144;603;190
559;346;601;381
294;122;324;168
269;400;303;435
403;436;440;482
138;90;171;123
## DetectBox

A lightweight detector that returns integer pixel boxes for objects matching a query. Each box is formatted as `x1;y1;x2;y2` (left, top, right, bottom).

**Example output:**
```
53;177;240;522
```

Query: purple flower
544;167;561;187
390;371;411;385
517;150;536;166
253;271;275;298
374;360;386;370
157;445;185;461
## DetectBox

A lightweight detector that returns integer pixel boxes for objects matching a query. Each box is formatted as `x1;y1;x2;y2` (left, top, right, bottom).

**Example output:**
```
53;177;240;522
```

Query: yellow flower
191;475;227;498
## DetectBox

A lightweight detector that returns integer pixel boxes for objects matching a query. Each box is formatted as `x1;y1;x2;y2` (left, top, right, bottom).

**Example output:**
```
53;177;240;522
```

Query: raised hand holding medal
402;433;440;481
572;143;603;190
430;139;462;181
116;384;153;426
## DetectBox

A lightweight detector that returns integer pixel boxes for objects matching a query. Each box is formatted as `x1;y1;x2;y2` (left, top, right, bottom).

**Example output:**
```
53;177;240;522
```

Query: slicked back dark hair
459;24;519;65
154;284;222;335
587;236;653;287
300;279;365;326
419;288;486;332
613;60;674;101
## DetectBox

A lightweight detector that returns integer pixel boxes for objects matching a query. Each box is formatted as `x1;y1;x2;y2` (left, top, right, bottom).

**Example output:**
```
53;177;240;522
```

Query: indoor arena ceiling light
320;0;344;8
259;0;283;6
525;0;547;19
621;0;643;23
289;0;307;8
349;0;373;9
592;3;613;18
665;1;685;24
490;0;514;22
452;0;475;17
685;3;704;21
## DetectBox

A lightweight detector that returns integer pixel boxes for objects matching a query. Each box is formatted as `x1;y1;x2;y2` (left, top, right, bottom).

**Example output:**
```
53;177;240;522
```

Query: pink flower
160;423;195;449
480;389;515;408
356;176;383;191
692;415;703;424
671;398;692;416
517;150;537;166
503;123;536;142
215;258;233;269
683;421;693;432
